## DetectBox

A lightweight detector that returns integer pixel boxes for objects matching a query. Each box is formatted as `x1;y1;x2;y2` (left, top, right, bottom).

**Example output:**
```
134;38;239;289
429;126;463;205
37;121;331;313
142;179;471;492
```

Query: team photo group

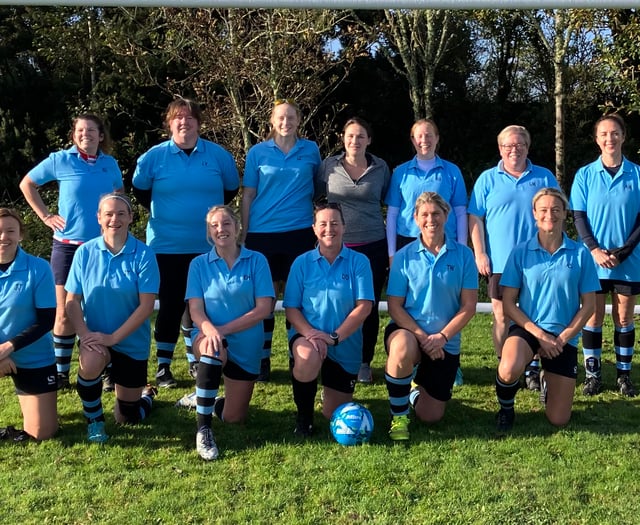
1;97;639;460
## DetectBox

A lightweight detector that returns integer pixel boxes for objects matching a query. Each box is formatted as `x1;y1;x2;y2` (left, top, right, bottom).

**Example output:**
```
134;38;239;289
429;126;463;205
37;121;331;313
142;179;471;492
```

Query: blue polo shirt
133;138;239;254
185;246;275;375
28;146;123;242
500;234;600;347
65;234;160;360
0;248;55;369
384;155;467;240
468;160;558;273
283;246;374;374
569;157;640;281
244;138;321;233
387;237;478;355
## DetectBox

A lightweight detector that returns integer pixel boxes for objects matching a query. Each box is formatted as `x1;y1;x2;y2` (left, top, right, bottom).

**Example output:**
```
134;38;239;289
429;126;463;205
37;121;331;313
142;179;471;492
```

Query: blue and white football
330;402;374;446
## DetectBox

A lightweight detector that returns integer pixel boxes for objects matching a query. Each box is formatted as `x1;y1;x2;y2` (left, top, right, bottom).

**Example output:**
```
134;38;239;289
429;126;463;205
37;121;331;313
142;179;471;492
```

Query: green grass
2;313;639;524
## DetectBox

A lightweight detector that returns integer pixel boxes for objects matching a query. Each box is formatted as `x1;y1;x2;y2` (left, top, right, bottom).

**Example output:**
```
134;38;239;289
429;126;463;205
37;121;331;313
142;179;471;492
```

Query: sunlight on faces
313;207;344;251
0;214;23;263
414;201;447;242
206;206;241;248
410;121;439;160
532;191;567;235
73;118;104;156
499;131;529;172
270;103;300;139
595;118;625;157
343;123;371;157
169;109;200;147
97;197;132;236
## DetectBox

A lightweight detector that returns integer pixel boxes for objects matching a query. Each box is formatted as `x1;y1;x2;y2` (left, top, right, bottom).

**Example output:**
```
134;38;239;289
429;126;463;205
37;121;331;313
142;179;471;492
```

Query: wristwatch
330;332;340;346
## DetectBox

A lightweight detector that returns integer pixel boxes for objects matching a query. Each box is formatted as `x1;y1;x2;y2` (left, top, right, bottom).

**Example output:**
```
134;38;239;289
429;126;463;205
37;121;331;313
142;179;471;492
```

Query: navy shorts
384;323;459;402
245;228;315;282
223;359;259;382
507;325;578;379
51;240;81;285
12;363;58;395
109;349;148;389
597;279;640;296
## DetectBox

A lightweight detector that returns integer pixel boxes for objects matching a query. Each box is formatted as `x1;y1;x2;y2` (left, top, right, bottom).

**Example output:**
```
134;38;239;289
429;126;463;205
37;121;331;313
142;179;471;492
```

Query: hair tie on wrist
439;332;449;343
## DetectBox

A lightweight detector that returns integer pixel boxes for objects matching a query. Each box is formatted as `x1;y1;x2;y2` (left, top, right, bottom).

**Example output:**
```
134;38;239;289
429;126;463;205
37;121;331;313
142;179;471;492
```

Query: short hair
98;192;133;214
343;117;372;139
205;205;241;246
593;113;626;140
313;199;345;225
0;207;25;235
532;187;569;211
70;113;112;154
497;125;531;148
414;191;450;216
164;98;203;130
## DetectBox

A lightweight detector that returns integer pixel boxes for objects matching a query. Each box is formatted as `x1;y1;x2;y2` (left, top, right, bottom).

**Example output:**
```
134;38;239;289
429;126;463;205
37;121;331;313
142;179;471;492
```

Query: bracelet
439;331;449;343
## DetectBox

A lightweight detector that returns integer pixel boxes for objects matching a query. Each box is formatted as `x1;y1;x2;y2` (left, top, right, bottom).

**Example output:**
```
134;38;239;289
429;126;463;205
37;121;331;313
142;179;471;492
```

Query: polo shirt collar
408;155;444;171
97;233;135;255
0;247;27;276
498;158;533;177
312;245;347;262
527;232;569;253
169;137;204;155
207;244;248;263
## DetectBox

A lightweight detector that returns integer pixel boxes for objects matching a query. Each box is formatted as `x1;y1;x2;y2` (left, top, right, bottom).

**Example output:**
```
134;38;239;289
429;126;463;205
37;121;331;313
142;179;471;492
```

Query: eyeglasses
274;98;297;107
500;143;527;150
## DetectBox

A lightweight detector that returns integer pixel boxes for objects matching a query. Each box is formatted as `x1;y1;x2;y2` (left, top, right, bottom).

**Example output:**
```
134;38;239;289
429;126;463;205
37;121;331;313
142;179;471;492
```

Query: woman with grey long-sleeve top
317;117;391;384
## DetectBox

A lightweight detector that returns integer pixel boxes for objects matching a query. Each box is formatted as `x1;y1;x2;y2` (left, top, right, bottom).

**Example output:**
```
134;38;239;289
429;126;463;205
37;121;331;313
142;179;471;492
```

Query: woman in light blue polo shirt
495;188;599;432
133;98;240;389
0;208;57;441
65;193;160;444
242;99;322;382
20;114;123;389
283;202;374;438
385;192;477;441
185;205;274;460
570;114;640;397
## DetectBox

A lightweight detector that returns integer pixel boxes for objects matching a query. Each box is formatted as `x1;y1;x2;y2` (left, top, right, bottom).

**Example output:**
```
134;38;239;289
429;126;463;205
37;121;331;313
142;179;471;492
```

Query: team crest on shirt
447;265;455;272
341;274;349;281
12;283;24;293
242;274;251;281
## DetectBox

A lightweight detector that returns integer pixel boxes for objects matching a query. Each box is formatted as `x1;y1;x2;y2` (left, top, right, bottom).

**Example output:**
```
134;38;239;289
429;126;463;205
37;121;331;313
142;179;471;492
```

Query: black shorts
245;228;315;282
12;364;58;395
51;240;81;285
109;349;148;389
396;235;416;251
289;334;357;394
597;279;640;296
487;273;504;301
223;359;259;382
507;325;578;379
384;323;459;402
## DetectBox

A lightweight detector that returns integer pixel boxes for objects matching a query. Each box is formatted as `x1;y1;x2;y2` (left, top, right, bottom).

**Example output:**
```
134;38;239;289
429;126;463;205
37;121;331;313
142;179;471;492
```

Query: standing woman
468;125;558;390
65;193;160;443
241;99;322;381
495;188;599;431
384;192;477;441
133;98;239;388
570;114;640;397
317;117;391;383
185;206;274;460
385;118;468;258
0;208;58;441
283;202;373;437
20;114;123;389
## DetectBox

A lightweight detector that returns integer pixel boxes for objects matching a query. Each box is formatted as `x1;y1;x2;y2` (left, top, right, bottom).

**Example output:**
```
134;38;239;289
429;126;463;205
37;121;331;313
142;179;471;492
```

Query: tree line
1;7;639;205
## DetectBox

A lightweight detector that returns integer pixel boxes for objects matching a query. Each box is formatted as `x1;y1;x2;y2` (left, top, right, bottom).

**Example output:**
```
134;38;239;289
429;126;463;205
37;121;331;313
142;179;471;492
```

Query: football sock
385;372;412;416
53;333;75;376
262;313;274;360
615;324;634;376
495;374;519;411
156;341;176;369
77;374;104;423
196;355;222;429
582;325;602;379
292;376;317;422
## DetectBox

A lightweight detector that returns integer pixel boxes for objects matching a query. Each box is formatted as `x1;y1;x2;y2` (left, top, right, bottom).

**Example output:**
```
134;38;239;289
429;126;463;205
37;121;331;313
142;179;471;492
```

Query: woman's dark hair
70;113;112;154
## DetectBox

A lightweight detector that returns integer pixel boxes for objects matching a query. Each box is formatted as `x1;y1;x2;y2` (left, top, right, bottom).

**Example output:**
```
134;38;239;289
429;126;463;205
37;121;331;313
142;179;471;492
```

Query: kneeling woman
65;193;160;443
186;206;274;460
385;192;477;441
0;208;58;441
284;201;374;437
495;188;600;431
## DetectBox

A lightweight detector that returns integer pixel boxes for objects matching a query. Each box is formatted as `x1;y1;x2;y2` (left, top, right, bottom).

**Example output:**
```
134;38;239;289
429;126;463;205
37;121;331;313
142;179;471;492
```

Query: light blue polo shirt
468;160;558;273
28;146;123;242
500;234;600;347
0;248;55;369
569;157;640;281
133;138;239;254
185;246;275;375
384;155;467;240
386;237;478;355
283;246;374;374
244;138;321;233
65;234;160;360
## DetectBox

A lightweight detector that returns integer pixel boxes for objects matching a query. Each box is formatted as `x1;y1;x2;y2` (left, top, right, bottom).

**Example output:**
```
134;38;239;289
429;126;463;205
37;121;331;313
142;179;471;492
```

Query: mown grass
2;313;639;525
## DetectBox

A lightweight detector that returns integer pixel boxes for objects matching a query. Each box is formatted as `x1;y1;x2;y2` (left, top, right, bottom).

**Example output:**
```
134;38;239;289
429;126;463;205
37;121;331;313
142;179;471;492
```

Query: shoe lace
198;427;214;448
391;416;408;431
